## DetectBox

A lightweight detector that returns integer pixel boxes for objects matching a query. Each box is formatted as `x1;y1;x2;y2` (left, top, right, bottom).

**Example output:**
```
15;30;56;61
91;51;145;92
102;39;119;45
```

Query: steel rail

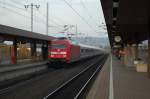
74;55;108;99
43;55;107;99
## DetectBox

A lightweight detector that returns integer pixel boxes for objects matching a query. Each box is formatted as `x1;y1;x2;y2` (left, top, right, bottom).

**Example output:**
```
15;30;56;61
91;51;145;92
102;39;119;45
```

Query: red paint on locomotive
48;39;80;63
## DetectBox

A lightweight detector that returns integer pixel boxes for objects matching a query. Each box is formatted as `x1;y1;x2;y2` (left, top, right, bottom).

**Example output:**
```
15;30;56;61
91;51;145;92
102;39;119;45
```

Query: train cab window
51;44;66;49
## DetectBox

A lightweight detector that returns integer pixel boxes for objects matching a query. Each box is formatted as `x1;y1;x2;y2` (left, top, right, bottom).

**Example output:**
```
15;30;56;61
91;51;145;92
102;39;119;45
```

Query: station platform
86;55;150;99
0;60;48;83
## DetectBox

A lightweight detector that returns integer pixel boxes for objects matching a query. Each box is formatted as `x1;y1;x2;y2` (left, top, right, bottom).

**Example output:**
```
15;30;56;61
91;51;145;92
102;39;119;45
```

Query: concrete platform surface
86;55;150;99
86;56;110;99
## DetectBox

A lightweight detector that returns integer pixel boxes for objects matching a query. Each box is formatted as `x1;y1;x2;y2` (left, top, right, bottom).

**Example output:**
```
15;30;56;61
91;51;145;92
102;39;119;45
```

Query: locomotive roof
51;39;104;50
78;43;103;50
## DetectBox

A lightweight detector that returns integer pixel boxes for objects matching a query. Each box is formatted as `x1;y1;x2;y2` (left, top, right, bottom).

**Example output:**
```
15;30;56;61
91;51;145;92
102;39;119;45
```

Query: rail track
44;54;108;99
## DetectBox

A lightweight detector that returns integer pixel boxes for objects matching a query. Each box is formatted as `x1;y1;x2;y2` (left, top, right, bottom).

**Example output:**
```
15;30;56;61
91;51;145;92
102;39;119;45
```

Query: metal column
148;37;150;77
31;42;37;58
11;39;17;64
42;43;48;60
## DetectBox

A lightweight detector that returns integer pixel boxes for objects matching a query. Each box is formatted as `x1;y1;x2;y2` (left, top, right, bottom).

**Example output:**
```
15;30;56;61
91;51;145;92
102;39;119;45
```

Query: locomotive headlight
60;52;66;54
50;51;66;54
51;52;57;54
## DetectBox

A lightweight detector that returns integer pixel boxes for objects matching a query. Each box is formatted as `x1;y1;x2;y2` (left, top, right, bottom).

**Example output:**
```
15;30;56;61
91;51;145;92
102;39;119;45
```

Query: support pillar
123;46;128;66
11;39;17;64
42;44;45;60
123;43;139;67
46;43;48;59
132;44;139;61
30;42;37;58
148;38;150;77
123;44;134;67
42;43;48;60
0;47;1;64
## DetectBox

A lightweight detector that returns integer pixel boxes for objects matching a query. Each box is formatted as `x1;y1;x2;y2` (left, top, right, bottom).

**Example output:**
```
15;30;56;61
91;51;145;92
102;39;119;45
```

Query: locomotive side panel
70;45;80;62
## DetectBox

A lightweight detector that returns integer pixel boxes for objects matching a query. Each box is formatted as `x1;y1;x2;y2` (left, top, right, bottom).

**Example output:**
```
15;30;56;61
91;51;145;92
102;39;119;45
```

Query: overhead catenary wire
79;0;99;26
1;0;101;35
0;5;48;27
37;11;63;26
0;1;46;23
10;0;24;5
62;0;98;33
5;0;71;31
9;0;64;31
33;1;64;30
3;1;25;11
4;1;45;22
81;0;107;33
36;10;64;30
49;0;66;29
0;0;67;36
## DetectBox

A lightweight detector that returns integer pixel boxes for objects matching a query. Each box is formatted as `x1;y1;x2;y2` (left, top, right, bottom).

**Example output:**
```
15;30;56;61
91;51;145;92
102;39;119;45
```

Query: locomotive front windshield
51;44;66;49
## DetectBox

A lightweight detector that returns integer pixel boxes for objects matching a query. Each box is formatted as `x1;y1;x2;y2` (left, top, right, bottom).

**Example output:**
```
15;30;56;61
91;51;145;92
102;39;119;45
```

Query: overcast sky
0;0;108;38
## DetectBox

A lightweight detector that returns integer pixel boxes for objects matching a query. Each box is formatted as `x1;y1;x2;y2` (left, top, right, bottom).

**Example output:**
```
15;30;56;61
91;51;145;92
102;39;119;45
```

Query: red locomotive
48;38;103;63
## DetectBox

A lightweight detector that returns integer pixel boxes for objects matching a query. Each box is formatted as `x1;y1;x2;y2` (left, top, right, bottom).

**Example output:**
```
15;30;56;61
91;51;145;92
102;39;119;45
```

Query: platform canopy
100;0;150;48
0;24;56;43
